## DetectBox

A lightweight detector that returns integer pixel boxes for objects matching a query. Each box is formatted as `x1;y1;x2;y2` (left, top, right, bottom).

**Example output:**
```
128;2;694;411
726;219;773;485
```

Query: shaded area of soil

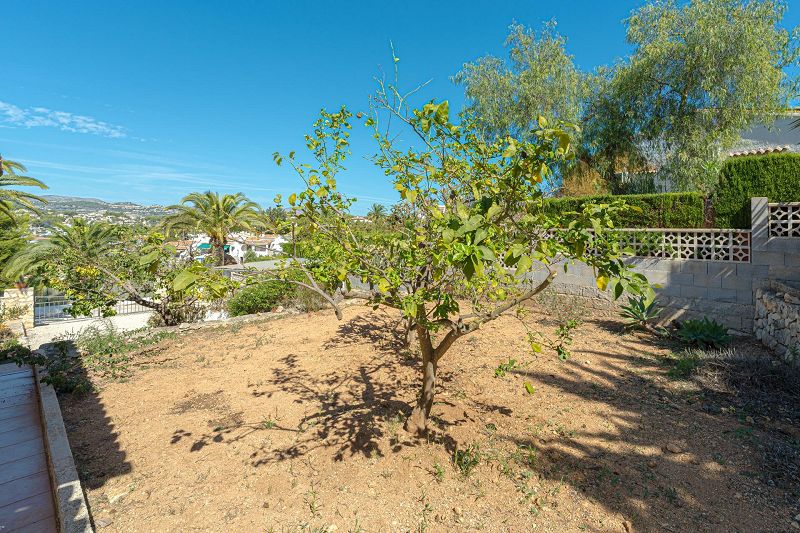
58;304;799;532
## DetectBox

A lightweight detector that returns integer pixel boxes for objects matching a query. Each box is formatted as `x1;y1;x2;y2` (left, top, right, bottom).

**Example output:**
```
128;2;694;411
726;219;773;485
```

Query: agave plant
619;294;663;331
676;317;731;348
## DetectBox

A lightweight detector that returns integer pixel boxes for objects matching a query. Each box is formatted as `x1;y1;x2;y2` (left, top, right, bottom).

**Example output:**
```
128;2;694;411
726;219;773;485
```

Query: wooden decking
0;362;58;533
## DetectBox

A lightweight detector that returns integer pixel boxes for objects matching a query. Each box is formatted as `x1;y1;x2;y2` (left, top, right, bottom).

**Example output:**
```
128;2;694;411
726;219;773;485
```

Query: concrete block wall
548;198;800;333
0;288;35;335
754;280;800;361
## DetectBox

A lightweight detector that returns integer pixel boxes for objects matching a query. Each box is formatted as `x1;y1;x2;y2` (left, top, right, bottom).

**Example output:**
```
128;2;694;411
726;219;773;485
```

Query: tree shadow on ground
38;340;132;492
173;312;460;465
500;337;800;532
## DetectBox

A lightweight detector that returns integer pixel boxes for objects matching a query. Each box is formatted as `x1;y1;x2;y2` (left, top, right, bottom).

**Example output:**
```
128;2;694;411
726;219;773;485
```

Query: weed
494;357;518;378
453;442;481;477
304;483;321;518
431;461;445;483
669;350;701;379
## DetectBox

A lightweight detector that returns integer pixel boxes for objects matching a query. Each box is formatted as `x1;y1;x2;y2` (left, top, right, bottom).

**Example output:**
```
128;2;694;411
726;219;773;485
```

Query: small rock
622;520;633;533
95;517;113;528
453;506;463;517
791;521;799;530
326;526;338;533
795;513;800;521
734;492;743;499
664;441;687;454
108;491;128;505
647;460;657;468
745;416;754;424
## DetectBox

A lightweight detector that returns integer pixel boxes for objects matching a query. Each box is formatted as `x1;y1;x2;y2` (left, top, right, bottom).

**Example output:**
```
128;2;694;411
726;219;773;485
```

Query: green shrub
227;281;295;317
715;153;800;228
676;317;731;348
544;192;706;228
619;295;664;330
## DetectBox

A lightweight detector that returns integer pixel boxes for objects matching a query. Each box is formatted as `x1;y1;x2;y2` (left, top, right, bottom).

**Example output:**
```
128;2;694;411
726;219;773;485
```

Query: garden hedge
715;153;800;228
543;192;706;228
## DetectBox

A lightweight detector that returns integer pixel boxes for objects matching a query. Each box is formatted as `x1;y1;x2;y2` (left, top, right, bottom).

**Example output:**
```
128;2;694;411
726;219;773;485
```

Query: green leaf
524;382;536;395
139;250;160;266
515;254;533;276
173;270;198;292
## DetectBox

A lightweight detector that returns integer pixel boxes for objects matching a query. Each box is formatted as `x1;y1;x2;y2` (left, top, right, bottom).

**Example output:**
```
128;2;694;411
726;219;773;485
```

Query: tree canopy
271;73;651;434
456;0;800;194
162;191;263;265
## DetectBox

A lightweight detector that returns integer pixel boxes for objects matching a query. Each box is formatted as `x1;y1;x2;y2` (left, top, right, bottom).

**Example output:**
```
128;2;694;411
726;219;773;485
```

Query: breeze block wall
546;198;800;333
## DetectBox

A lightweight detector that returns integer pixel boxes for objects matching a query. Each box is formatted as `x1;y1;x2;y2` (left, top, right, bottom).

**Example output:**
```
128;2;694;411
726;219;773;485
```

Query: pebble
108;492;128;505
95;517;113;528
664;442;686;454
647;460;657;468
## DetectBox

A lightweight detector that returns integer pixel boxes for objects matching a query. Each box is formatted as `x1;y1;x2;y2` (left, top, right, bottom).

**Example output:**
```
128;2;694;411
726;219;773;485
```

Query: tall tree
454;21;589;142
0;155;47;217
589;0;799;192
162;191;263;265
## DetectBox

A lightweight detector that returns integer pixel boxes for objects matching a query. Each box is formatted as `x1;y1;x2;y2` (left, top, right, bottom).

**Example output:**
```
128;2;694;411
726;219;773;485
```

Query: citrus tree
272;79;651;435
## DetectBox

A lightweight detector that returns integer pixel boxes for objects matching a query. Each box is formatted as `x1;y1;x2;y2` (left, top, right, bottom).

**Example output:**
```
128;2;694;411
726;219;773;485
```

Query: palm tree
0;155;47;218
4;219;118;281
162;191;263;265
367;203;387;222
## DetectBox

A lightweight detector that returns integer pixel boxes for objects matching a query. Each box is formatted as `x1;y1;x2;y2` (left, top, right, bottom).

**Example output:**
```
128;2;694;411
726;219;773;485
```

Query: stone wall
754;281;800;361
546;198;800;333
0;288;35;335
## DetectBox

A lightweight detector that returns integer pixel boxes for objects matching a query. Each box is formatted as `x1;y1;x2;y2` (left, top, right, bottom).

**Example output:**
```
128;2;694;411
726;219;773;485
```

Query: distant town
32;195;172;235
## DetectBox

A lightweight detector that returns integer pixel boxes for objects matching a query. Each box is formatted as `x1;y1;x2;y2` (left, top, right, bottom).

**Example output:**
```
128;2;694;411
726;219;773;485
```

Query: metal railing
33;292;151;326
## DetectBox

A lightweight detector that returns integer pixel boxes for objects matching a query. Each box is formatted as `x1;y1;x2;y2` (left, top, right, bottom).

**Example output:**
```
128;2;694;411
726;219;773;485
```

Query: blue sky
3;1;798;213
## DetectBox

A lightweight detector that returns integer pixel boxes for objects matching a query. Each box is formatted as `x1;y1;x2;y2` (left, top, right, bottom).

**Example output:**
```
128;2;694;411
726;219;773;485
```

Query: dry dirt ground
58;302;800;532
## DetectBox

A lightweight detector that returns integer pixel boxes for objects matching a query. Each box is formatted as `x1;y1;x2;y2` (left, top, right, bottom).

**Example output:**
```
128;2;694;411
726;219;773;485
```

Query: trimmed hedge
544;192;706;228
715;153;800;228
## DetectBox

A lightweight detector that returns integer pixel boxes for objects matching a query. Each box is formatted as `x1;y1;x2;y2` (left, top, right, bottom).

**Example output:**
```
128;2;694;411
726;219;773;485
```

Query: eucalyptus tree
270;75;651;435
162;191;263;265
587;0;799;192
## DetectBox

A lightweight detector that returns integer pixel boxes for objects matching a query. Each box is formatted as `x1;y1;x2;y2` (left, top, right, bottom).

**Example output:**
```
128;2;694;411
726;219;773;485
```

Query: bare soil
59;303;800;532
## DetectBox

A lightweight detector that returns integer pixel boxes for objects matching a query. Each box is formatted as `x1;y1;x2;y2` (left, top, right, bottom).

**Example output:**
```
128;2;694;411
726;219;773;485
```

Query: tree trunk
405;327;437;435
214;240;226;266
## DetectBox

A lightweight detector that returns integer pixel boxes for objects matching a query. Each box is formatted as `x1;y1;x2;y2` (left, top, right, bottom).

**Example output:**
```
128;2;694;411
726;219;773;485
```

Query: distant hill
40;195;162;212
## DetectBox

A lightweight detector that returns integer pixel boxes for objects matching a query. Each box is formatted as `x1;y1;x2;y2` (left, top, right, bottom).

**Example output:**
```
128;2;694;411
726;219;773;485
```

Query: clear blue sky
3;1;798;213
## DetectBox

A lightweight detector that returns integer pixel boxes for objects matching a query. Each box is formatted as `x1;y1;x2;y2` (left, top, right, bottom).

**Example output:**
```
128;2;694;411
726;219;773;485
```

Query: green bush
715;153;800;228
544;192;706;228
227;281;295;317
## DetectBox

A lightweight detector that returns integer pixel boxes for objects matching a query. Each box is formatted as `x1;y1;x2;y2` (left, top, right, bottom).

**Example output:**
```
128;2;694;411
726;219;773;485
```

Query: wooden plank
0;401;38;422
0;371;33;384
0;491;56;532
0;363;31;376
0;413;39;433
0;470;51;508
0;451;47;485
0;381;35;399
0;438;42;466
0;423;42;449
10;515;58;533
0;390;37;409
